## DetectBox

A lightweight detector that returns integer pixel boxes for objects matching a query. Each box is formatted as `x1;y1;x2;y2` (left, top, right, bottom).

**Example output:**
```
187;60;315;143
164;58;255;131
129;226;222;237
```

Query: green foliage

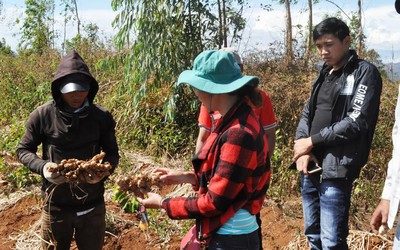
0;114;41;189
112;186;140;213
60;0;76;24
267;128;301;199
0;121;25;152
0;0;397;227
0;38;14;55
64;23;106;53
0;160;40;188
113;84;198;157
18;0;56;54
0;51;58;126
348;12;365;49
149;209;194;240
111;0;249;111
111;0;194;108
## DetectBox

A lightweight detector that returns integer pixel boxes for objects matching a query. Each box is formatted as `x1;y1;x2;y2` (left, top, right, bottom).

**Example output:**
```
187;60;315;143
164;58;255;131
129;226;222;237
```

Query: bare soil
0;190;303;250
0;152;394;249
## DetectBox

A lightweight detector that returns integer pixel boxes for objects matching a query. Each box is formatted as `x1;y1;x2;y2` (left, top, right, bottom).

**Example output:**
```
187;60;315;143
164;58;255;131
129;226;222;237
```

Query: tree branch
325;0;351;20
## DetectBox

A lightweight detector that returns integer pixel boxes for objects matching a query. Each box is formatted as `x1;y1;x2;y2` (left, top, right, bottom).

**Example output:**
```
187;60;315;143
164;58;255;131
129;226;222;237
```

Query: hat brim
396;0;400;14
60;82;90;94
177;70;259;94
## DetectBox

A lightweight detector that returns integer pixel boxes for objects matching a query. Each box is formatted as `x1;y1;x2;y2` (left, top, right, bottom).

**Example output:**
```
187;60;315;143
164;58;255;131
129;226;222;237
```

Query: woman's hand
136;191;163;209
154;168;196;185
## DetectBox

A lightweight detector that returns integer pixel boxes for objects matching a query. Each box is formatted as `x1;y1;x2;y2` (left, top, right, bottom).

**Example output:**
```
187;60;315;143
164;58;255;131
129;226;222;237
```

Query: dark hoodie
51;51;99;106
17;50;119;211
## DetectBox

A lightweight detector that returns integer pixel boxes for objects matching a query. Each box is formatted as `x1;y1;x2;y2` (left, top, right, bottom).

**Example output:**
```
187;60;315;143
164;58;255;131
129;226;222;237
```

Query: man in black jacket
17;50;119;250
293;17;382;249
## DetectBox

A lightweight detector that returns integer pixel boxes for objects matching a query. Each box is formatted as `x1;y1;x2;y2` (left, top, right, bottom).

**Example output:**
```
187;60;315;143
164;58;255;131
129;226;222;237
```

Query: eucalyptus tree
284;0;293;62
0;38;12;55
356;0;363;56
60;0;81;52
111;0;248;108
304;0;319;67
18;0;55;54
274;0;296;64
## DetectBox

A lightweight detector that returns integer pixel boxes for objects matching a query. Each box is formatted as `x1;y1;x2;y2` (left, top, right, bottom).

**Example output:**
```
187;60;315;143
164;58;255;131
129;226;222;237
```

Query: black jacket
17;51;119;211
296;50;382;179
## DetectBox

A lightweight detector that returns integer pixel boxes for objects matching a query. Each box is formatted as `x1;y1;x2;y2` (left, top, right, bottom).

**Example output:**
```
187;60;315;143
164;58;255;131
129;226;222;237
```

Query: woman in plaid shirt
138;50;271;249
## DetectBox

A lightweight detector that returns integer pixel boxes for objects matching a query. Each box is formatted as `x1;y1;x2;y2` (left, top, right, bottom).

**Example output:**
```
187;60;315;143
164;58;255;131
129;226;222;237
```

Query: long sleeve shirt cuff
381;181;392;200
311;133;324;147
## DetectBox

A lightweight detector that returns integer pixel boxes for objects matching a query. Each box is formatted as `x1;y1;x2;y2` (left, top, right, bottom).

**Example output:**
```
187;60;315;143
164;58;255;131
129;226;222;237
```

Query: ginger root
48;152;112;184
116;172;163;198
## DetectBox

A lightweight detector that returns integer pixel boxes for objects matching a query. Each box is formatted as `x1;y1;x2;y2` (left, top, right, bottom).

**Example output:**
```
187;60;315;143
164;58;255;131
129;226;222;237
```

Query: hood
51;50;99;104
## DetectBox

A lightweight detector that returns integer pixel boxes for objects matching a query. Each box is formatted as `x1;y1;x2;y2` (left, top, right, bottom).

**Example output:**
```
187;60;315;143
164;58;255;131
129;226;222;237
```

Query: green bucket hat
177;50;259;94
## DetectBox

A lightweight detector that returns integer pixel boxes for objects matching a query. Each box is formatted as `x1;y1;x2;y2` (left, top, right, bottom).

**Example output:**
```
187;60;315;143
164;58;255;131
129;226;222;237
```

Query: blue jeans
301;174;353;250
394;218;400;249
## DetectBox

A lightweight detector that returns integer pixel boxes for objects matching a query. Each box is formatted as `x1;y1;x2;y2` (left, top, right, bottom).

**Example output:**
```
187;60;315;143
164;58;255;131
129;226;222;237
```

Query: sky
2;0;400;63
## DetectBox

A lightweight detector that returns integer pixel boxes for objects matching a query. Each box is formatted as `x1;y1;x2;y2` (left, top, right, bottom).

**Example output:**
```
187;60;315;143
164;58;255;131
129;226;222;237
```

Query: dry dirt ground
0;189;304;250
0;152;394;250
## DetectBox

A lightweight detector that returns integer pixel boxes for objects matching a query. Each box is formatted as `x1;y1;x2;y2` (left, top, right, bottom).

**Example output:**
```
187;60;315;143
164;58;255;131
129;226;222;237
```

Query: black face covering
58;104;90;133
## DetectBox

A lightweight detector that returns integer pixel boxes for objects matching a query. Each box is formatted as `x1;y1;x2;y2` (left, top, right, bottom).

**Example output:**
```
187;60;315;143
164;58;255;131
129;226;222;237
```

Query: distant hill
385;62;400;81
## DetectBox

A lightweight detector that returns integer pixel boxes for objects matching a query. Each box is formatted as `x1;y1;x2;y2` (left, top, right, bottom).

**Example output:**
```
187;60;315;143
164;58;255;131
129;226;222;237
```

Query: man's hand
370;199;390;234
79;169;110;184
294;137;313;160
43;162;66;185
295;154;319;175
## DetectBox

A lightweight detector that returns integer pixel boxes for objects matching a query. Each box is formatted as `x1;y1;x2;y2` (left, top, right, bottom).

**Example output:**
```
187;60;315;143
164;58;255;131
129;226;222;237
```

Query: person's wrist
159;197;165;209
185;171;197;185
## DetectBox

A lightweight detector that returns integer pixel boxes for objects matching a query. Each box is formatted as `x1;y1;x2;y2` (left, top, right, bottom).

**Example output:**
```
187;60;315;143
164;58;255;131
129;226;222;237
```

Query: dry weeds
284;230;393;250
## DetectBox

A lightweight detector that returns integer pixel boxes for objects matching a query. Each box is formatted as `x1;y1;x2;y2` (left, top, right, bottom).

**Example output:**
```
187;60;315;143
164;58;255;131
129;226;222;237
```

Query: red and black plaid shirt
162;100;271;243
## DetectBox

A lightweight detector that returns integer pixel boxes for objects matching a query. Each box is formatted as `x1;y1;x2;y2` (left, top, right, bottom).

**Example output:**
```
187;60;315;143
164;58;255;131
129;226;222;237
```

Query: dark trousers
256;212;263;250
40;202;106;250
207;230;260;250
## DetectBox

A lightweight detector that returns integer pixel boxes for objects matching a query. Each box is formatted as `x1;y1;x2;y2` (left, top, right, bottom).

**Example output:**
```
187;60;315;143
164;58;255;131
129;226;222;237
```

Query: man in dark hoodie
17;50;119;250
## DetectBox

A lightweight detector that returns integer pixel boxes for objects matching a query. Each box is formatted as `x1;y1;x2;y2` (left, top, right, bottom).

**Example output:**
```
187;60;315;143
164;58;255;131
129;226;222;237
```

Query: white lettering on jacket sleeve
349;84;368;121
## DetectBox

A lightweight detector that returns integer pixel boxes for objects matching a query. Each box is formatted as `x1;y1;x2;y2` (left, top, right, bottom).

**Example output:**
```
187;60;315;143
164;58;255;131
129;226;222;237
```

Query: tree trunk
63;14;67;52
222;0;227;47
217;0;223;48
285;0;293;63
72;0;80;35
197;0;203;51
51;0;55;49
305;0;312;67
357;0;363;56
